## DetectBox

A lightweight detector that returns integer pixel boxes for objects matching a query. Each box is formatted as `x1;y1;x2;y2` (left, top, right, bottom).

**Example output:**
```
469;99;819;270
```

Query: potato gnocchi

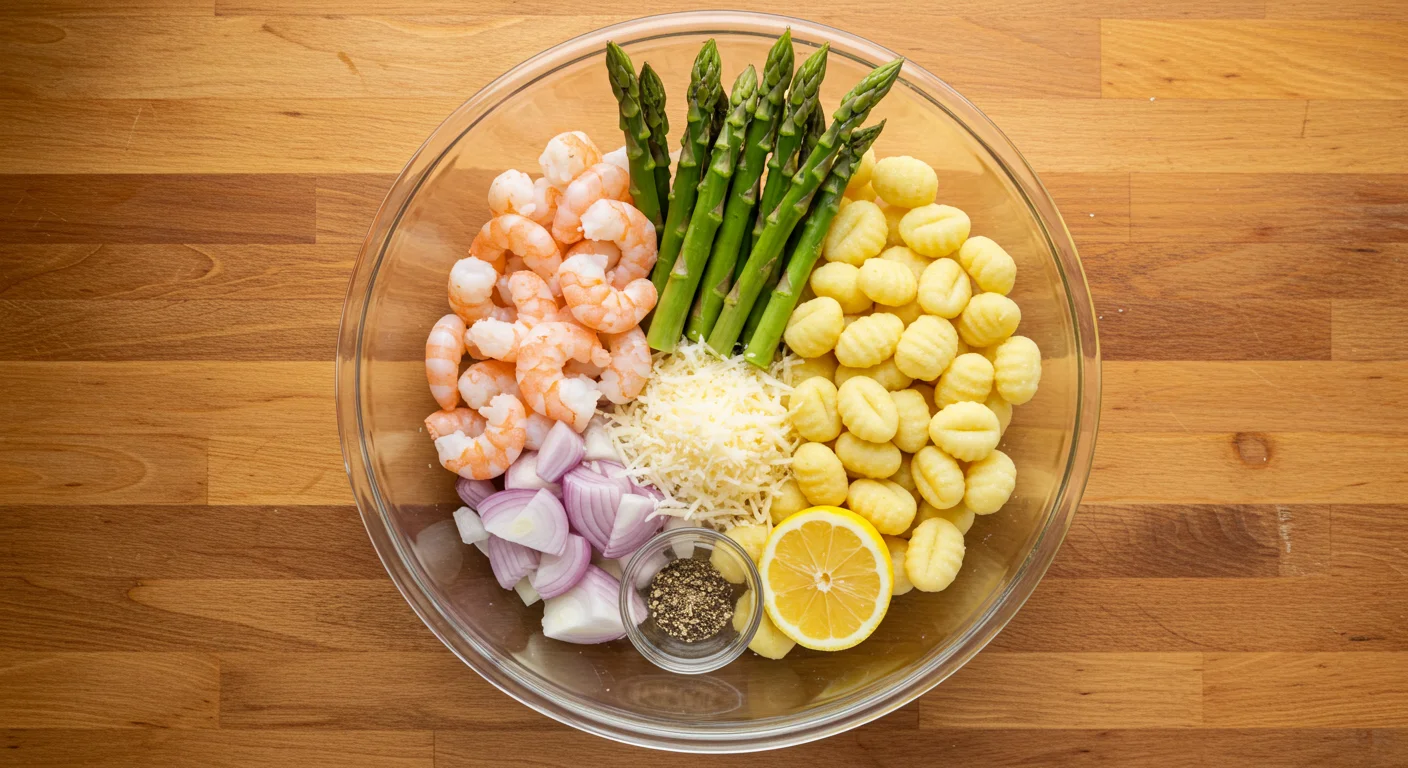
936;352;995;407
789;376;842;442
792;442;849;507
835;312;904;368
810;261;874;314
911;445;966;510
929;401;1001;462
965;449;1016;515
837;375;900;443
835;358;913;391
900;204;970;258
836;432;903;479
992;335;1041;405
916;258;972;319
858;258;918;307
956;236;1017;295
872;156;939;208
894;315;960;381
783;296;845;358
823;199;888;266
905;517;965;592
847;478;917;535
956;292;1021;348
889;388;932;454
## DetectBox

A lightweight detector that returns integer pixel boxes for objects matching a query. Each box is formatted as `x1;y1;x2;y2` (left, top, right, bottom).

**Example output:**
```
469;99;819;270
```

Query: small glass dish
620;528;763;675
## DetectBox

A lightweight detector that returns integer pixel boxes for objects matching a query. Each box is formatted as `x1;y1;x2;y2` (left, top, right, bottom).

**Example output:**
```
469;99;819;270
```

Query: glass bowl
336;10;1100;753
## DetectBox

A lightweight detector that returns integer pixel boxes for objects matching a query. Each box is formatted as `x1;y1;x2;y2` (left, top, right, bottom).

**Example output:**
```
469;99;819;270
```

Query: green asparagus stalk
647;40;722;300
646;65;760;352
606;43;664;233
684;30;795;342
639;62;672;222
750;43;829;251
744;122;886;368
707;57;904;354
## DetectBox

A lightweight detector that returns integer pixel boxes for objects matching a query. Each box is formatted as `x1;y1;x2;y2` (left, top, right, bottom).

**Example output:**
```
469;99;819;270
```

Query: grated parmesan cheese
605;340;799;529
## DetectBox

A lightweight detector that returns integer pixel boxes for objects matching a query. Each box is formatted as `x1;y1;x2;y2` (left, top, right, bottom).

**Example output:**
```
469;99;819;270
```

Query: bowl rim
336;9;1101;753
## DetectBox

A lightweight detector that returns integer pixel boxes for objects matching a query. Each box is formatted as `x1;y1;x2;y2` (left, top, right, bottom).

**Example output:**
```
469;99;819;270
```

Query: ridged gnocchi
845;148;877;196
957;236;1017;295
810;262;873;314
929;401;1001;462
890;388;932;454
788;352;838;384
836;375;899;443
905;517;965;592
965;449;1016;515
769;478;811;525
835;313;904;368
823;199;888;266
894;315;960;381
836;432;902;479
783;296;844;358
956;292;1021;348
899;204;970;258
911;445;966;510
992;335;1041;405
885;536;914;595
835;358;913;391
789;376;842;442
847;478;917;535
936;352;994;408
872;156;939;208
880;245;930;280
858;258;918;306
911;500;975;536
792;442;849;506
916;258;972;318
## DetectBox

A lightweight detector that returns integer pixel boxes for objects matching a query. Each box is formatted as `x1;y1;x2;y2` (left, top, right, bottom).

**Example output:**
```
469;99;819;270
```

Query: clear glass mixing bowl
336;10;1100;752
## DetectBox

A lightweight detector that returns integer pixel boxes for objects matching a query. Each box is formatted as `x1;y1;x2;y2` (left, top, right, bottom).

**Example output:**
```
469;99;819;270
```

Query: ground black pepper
647;558;734;643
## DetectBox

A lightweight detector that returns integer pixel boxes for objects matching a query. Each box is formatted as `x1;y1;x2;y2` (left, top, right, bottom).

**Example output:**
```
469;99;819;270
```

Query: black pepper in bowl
647;558;734;643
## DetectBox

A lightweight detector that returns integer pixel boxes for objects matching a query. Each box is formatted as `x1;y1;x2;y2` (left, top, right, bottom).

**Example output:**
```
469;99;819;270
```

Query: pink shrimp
458;359;520;409
524;412;559;450
426;314;466;410
424;408;485;441
516;322;610;432
565;239;622;272
557;252;658;334
551;162;632;245
539;131;603;190
434;394;527;480
580;199;658;288
488;170;561;228
470;214;562;287
599;326;652;405
468;271;561;362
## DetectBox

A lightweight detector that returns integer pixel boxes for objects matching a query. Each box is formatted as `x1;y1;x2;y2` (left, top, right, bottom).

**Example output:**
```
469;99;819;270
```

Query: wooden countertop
2;3;1406;765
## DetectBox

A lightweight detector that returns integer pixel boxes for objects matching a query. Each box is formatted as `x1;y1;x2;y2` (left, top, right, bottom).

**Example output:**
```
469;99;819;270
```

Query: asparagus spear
647;40;722;300
750;43;829;251
646;65;760;352
639;62;672;222
685;30;795;342
744;122;886;368
605;43;664;233
707;58;904;354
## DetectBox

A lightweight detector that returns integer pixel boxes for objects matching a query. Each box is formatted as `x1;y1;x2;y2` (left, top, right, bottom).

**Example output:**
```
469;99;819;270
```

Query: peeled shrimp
516;322;610;432
539;131;602;190
602;145;629;172
470;214;562;287
458;359;520;409
565;239;622;272
448;256;502;324
551;162;632;245
425;408;485;441
524;412;559;451
468;271;561;362
488;170;561;228
426;314;466;410
435;394;527;480
580;198;658;288
599;326;652;405
557;252;658;334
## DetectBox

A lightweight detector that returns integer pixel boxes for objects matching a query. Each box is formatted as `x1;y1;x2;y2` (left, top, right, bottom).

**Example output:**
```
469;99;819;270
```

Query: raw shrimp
424;408;485;441
602;145;629;172
557;252;658;334
448;256;503;324
426;314;466;410
539;131;602;190
458;359;520;409
551;162;632;245
470;214;562;286
524;412;558;450
468;271;561;362
435;394;527;480
565;239;622;272
487;171;560;228
516;322;610;432
580;198;658;287
599;326;652;405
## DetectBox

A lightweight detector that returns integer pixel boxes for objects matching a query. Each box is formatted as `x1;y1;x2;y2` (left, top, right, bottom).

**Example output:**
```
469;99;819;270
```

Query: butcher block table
2;2;1407;765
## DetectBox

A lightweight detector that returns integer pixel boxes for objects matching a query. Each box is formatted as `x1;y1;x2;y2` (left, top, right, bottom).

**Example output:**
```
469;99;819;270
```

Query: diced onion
514;577;541;606
583;417;621;463
486;535;539;590
602;493;661;559
482;488;569;556
562;465;623;552
452;506;489;546
477;489;541;526
532;533;592;599
537;420;586;482
456;477;497;507
504;452;563;497
541;565;641;644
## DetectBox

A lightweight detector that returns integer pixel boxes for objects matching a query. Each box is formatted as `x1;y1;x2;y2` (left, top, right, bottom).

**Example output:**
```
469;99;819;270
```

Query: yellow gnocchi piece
834;358;913;391
993;335;1042;405
929;401;1002;462
823;199;887;266
889;388;932;454
894;315;960;382
712;523;768;583
882;299;925;327
769;478;811;525
735;589;796;659
858;258;918;307
809;262;873;314
792;442;849;507
965;449;1016;515
835;313;904;368
956;292;1021;348
848;181;875;201
789;376;842;442
911;445;965;510
783;296;844;358
879;203;909;248
957;236;1017;295
880;245;930;281
985;390;1014;434
836;375;899;443
787;352;838;384
889;454;920;502
845;148;877;196
836;431;902;479
910;500;975;536
905;517;965;592
847;478;917;536
884;536;914;595
936;352;994;408
910;381;936;412
899;204;970;258
916;258;972;319
872;156;939;208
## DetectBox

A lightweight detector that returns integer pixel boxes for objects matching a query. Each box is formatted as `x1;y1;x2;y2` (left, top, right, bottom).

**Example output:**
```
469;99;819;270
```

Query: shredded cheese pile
606;340;799;528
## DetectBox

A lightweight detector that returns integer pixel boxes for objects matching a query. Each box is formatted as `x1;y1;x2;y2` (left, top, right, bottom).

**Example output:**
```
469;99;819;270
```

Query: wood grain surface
2;2;1407;765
